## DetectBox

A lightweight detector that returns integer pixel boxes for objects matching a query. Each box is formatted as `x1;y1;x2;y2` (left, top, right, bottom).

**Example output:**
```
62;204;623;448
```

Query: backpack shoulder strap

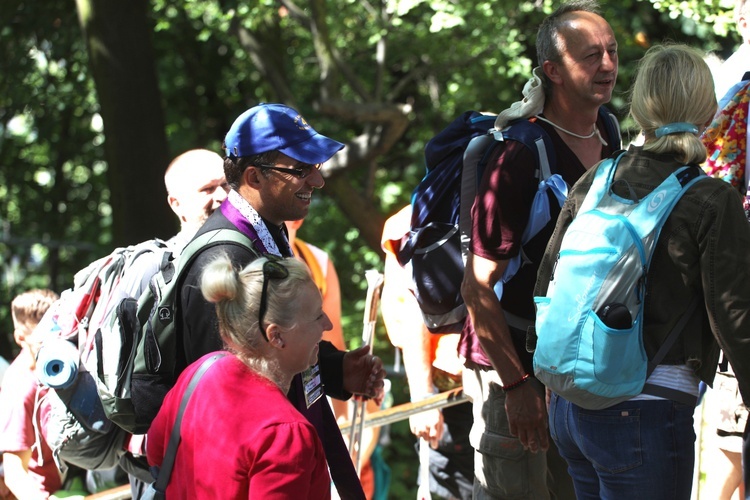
500;119;556;180
165;229;258;285
458;131;499;258
183;228;257;263
640;165;705;406
580;152;625;213
151;353;226;497
597;106;621;151
642;295;700;406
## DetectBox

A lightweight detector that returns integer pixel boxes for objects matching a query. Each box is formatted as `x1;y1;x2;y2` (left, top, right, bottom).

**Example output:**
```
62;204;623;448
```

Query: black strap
152;353;226;494
641;384;698;406
599;107;622;151
675;164;705;187
641;295;700;405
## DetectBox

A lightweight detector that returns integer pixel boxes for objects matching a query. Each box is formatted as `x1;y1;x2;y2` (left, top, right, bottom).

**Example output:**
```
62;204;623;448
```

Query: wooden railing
338;387;468;433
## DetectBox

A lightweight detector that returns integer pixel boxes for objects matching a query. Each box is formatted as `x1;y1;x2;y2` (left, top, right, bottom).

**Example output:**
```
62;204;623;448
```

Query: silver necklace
535;115;608;146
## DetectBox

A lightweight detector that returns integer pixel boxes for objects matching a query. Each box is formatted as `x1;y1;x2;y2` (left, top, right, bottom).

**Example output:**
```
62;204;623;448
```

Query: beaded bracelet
500;373;531;392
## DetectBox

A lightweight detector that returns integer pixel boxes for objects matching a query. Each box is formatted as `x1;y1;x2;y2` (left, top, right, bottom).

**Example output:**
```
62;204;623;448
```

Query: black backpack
398;108;620;333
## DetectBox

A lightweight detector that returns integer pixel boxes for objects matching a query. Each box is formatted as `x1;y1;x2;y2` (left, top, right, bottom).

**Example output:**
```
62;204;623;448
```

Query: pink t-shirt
0;349;62;498
147;352;331;500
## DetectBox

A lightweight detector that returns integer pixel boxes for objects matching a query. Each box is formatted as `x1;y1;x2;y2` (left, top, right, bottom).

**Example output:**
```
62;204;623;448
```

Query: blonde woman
148;255;333;499
535;44;750;498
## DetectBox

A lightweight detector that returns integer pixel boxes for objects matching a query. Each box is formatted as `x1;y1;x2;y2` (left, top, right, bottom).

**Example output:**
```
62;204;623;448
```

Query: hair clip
654;122;699;138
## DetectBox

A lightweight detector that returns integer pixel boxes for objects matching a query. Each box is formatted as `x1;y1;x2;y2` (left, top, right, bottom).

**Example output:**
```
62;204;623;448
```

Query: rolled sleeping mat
36;338;79;389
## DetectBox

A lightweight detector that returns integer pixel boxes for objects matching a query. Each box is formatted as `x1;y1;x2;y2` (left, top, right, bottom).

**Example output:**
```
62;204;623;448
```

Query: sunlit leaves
649;0;736;43
0;0;107;344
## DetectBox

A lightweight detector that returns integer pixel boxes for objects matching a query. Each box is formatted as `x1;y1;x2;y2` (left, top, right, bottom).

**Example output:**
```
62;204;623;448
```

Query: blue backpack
398;107;620;333
533;152;703;409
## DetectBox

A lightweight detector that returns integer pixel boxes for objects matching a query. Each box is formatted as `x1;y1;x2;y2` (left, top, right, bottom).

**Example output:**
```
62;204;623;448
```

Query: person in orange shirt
381;206;474;500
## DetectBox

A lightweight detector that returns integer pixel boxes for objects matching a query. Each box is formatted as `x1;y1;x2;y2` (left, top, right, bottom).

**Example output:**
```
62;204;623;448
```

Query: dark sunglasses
256;162;321;179
258;258;290;341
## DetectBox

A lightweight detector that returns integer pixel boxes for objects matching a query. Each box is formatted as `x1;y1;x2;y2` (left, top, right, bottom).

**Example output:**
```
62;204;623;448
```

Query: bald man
113;149;229;306
121;148;229;495
163;149;229;252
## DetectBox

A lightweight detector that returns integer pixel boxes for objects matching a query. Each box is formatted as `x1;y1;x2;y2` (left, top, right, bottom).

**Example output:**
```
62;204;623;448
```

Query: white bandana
494;67;546;129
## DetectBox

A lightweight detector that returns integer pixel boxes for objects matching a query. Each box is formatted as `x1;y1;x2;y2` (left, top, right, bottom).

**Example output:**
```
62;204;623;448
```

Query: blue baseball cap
224;103;345;164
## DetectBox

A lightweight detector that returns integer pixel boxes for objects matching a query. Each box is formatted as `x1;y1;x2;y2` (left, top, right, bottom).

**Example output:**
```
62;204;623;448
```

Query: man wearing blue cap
175;103;383;499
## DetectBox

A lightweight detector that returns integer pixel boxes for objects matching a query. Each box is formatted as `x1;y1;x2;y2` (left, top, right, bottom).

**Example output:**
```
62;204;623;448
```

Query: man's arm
319;343;385;403
318;341;349;400
461;252;548;453
400;327;444;447
381;251;443;446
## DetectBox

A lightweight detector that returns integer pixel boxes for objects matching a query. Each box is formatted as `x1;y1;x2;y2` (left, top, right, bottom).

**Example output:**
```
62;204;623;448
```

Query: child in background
0;289;61;499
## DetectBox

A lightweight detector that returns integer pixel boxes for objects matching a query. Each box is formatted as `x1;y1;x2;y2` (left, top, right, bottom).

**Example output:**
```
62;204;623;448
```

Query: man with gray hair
460;1;620;498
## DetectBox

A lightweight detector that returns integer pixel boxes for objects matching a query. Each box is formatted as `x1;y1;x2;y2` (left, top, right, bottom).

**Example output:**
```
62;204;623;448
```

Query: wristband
410;390;439;403
500;373;531;392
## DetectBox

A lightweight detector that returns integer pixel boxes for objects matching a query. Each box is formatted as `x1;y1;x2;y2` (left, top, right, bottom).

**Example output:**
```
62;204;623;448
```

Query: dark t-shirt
462;115;617;368
176;213;291;368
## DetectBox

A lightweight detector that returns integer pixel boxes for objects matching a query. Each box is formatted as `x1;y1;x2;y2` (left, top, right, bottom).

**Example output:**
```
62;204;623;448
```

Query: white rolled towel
494;66;546;130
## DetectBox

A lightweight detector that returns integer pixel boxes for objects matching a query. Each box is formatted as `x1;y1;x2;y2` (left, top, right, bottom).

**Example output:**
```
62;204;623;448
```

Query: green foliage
0;1;112;357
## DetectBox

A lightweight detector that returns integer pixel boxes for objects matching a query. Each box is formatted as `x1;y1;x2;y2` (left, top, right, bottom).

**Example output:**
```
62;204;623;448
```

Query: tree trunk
75;0;176;247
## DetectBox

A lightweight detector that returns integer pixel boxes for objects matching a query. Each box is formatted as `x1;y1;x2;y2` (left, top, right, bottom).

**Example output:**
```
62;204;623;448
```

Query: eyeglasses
256;162;322;179
258;258;290;341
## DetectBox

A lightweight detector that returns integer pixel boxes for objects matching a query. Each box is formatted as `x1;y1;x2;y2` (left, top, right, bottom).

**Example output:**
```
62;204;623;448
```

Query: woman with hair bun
147;254;333;499
535;44;750;498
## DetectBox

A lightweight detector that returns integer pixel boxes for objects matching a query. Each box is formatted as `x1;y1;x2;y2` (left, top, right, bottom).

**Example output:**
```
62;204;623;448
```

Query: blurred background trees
0;0;740;494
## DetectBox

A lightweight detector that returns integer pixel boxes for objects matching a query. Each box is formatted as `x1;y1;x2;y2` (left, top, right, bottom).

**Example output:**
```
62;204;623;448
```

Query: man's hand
409;408;444;449
342;345;386;403
505;378;549;453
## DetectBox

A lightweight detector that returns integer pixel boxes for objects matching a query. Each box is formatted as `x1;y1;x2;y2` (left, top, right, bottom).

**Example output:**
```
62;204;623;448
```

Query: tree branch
228;15;297;104
320;99;411;160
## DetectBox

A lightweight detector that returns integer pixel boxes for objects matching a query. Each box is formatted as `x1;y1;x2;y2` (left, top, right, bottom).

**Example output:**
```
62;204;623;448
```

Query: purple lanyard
220;198;269;254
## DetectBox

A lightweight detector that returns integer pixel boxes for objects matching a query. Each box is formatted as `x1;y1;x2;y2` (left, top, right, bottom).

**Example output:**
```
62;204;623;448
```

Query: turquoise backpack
533;151;703;410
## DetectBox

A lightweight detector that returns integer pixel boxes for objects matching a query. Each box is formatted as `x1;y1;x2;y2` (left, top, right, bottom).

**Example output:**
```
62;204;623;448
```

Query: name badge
302;362;323;409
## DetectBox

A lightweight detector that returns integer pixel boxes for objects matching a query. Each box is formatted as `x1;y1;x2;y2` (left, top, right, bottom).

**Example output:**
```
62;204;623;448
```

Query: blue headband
654;122;699;138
